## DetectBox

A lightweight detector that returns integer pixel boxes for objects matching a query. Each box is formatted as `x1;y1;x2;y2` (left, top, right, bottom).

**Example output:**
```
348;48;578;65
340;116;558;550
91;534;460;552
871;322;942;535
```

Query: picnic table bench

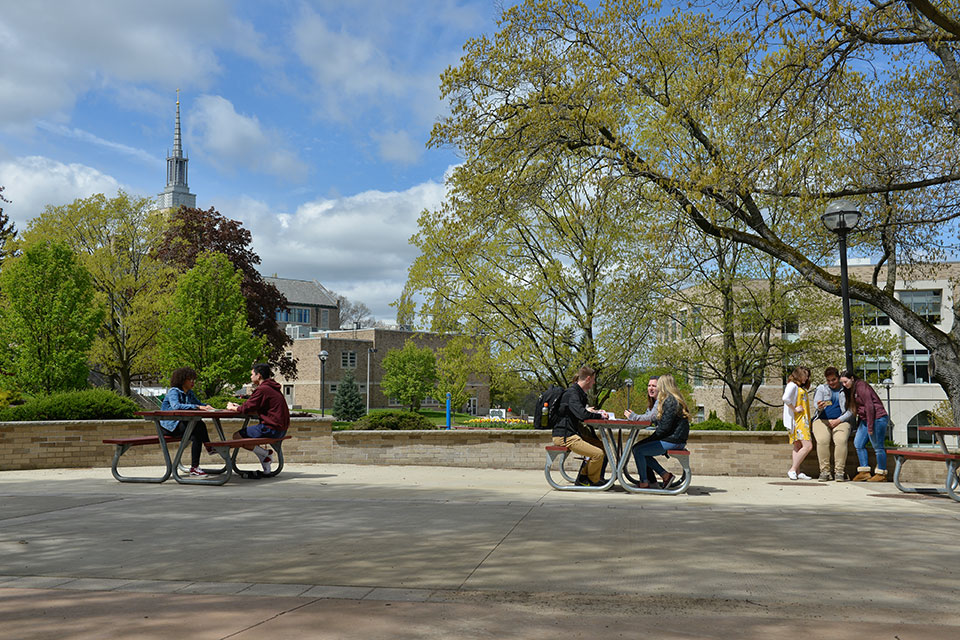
545;420;691;495
103;410;288;485
887;426;960;502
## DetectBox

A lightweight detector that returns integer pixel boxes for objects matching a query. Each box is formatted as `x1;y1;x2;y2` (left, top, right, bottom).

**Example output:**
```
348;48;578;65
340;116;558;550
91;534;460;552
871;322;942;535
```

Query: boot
851;466;872;482
867;469;888;482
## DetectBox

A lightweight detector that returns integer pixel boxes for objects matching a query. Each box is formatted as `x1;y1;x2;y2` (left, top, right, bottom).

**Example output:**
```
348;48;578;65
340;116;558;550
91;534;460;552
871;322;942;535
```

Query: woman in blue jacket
161;367;214;476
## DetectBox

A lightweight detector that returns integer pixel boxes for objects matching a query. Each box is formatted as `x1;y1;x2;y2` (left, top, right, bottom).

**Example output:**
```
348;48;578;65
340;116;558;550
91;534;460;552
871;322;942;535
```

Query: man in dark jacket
227;363;290;473
552;366;607;486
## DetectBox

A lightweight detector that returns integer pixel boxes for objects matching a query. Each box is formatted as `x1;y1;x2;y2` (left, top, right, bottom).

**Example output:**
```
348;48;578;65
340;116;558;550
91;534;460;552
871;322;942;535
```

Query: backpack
534;385;566;430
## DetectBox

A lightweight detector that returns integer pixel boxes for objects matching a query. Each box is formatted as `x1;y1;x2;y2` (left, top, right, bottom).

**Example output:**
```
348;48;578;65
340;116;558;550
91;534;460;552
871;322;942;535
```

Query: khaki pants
553;433;605;483
812;419;851;475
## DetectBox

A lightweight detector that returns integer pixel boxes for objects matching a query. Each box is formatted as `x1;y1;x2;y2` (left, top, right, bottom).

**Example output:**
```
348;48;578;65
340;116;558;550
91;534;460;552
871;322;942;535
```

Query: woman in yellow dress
782;366;814;480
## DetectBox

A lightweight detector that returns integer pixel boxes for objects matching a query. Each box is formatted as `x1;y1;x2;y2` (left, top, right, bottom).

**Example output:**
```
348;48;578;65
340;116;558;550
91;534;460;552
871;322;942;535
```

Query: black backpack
534;385;566;430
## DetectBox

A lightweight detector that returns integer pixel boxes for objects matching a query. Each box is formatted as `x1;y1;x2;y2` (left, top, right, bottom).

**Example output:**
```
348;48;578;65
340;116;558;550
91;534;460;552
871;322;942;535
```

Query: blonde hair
787;366;811;388
656;374;691;420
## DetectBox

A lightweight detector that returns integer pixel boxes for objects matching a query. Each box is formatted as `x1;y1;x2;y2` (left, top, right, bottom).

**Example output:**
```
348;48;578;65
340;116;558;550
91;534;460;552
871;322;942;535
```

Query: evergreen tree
332;370;365;422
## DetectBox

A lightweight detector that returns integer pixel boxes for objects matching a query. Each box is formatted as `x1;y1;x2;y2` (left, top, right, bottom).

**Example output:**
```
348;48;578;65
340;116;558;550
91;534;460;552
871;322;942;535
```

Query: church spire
158;90;196;210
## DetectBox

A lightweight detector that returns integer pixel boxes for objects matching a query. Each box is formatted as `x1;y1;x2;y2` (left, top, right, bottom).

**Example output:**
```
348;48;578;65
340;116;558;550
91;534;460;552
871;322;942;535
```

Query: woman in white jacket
782;366;814;480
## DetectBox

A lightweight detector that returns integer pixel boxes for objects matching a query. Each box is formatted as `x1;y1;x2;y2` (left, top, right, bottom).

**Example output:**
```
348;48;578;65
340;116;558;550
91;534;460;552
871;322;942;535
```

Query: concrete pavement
1;463;959;639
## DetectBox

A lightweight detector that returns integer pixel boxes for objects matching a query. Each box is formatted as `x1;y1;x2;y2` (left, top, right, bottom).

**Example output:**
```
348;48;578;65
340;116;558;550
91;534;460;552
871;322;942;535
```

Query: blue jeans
631;440;684;483
854;415;888;471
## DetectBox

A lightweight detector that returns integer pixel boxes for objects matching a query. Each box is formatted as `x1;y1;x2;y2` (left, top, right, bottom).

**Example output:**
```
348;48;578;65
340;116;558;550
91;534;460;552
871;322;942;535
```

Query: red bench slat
666;450;690;455
918;426;960;433
545;445;569;451
887;449;960;462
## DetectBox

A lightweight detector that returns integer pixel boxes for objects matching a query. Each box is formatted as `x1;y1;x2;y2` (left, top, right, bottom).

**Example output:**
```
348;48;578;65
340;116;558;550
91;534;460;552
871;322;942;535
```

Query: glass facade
900;289;941;323
902;349;930;384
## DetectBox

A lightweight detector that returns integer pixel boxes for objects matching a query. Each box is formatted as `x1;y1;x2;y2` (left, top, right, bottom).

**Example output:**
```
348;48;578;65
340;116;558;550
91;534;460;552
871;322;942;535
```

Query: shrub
774;419;786;431
754;418;772;431
689;417;745;431
0;389;22;410
203;394;241;409
0;389;138;421
351;410;437;430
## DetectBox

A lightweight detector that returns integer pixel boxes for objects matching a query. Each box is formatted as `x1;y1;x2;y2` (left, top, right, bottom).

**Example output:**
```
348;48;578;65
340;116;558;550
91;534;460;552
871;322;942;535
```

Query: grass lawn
301;407;474;428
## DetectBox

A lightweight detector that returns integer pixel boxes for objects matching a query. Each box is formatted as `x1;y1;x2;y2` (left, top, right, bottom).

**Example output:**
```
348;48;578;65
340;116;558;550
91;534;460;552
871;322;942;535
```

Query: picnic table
103;410;287;485
544;419;691;495
887;426;960;502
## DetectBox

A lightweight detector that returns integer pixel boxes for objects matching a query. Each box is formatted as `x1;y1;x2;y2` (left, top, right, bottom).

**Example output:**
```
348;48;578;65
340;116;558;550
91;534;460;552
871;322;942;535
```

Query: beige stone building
275;327;491;416
673;260;957;446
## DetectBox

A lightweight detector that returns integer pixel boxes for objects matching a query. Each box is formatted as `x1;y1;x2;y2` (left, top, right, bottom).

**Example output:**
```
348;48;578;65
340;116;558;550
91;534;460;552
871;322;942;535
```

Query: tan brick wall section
0;421;950;483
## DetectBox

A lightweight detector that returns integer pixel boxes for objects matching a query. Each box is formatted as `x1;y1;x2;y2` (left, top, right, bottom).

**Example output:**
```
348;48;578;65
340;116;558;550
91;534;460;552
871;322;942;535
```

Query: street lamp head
821;199;862;233
624;378;633;388
318;350;328;363
882;377;894;389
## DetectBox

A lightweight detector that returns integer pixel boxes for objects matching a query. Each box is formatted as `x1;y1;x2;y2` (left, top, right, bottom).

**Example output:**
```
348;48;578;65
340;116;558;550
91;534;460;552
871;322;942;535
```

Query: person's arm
859;381;877;433
629;401;658;423
635;397;676;446
237;387;262;416
835;391;853;425
564;388;604;422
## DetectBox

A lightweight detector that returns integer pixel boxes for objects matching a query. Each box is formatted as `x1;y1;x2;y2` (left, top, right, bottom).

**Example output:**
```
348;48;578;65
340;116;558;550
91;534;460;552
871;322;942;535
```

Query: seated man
226;363;290;473
812;366;854;482
552;366;608;486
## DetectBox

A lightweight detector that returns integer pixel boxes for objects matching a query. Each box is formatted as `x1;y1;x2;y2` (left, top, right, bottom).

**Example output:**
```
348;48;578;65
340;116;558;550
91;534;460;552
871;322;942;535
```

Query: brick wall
0;418;333;472
0;420;949;483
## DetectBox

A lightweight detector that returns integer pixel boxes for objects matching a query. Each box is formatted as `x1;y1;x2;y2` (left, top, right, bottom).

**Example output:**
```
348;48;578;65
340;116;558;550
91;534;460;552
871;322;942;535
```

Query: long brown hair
839;369;858;415
787;366;811;389
656;374;691;420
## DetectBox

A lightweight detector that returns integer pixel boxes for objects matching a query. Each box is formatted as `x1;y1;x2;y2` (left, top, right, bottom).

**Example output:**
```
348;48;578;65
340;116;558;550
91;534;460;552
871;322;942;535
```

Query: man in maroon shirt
227;363;290;473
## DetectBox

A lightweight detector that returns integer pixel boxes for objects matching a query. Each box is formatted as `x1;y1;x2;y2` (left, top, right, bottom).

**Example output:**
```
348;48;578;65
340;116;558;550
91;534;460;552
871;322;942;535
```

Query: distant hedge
0;389;138;421
351;410;437;430
689;417;746;431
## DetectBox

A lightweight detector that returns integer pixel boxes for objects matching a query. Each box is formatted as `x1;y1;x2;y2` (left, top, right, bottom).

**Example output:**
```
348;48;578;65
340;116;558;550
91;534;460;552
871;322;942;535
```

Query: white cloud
220;177;450;323
188;95;308;182
371;130;424;165
36;122;161;167
0;156;122;226
0;1;273;130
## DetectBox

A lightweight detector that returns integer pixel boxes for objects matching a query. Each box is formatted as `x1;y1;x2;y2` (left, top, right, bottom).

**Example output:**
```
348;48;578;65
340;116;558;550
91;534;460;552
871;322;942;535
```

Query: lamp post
366;347;377;414
624;378;633;412
821;200;862;374
882;376;894;416
318;350;328;417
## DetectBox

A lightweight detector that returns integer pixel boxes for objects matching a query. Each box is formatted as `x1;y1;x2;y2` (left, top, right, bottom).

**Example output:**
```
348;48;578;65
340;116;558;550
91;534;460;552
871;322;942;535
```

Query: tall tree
434;335;480;412
0;242;102;394
380;339;439;411
401;153;666;404
156;206;296;378
336;295;377;328
432;0;960;425
20;191;171;396
157;252;267;398
0;186;16;269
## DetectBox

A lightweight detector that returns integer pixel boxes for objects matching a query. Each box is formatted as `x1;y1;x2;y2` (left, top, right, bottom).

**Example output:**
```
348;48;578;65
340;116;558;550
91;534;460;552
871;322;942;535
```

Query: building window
290;307;310;324
696;405;705;423
782;315;799;338
693;365;703;387
329;383;338;394
341;351;357;368
276;308;290;322
856;351;893;384
900;289;941;323
850;300;890;326
906;411;937;447
902;349;930;384
321;309;330;329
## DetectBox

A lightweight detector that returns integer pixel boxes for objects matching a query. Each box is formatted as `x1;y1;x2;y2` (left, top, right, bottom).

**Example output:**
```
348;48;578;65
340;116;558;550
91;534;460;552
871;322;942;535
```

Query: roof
265;277;338;308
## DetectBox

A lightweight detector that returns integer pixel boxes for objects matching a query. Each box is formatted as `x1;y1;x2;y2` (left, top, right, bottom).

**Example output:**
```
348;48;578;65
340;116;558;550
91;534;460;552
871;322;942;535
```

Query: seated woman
630;374;690;488
160;367;215;477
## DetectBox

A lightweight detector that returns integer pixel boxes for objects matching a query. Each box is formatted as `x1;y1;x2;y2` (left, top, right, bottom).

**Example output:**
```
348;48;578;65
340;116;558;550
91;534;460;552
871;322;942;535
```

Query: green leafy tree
0;242;103;394
401;153;665;406
19;191;172;396
434;335;481;412
332;369;365;422
158;252;266;398
380;339;439;411
432;0;960;426
0;186;15;270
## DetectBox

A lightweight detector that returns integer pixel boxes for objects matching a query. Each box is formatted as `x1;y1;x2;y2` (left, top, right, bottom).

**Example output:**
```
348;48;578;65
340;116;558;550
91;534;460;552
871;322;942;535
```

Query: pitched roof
265;276;338;308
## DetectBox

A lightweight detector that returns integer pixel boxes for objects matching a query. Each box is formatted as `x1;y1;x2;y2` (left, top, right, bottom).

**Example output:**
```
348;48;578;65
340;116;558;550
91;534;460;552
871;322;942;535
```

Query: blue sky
0;0;509;323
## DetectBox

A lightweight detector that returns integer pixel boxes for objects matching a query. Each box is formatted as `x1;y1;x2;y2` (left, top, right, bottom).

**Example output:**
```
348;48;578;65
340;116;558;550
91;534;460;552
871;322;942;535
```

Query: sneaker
188;466;208;477
659;471;675;489
818;472;832;482
787;470;798;480
797;472;812;480
835;472;848;482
